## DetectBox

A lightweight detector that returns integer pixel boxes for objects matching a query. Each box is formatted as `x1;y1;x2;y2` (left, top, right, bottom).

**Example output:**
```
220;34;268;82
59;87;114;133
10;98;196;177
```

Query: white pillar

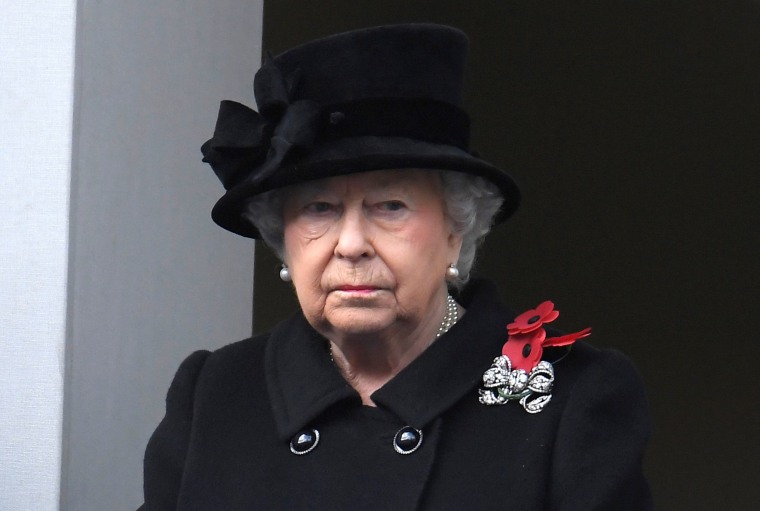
0;2;77;510
0;1;263;510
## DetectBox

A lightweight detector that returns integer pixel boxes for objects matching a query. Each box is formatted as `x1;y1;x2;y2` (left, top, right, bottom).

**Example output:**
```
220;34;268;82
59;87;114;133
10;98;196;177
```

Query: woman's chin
321;308;399;339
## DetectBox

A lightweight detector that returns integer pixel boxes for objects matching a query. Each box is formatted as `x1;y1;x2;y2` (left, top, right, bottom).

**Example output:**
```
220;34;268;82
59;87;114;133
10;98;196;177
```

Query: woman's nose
334;208;374;260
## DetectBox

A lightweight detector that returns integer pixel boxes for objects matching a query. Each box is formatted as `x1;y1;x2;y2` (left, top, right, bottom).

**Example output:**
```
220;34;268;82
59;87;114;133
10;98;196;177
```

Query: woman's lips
336;285;378;293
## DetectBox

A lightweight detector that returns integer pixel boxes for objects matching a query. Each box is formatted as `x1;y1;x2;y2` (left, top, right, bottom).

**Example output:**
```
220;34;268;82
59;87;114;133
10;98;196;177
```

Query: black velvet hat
201;23;521;238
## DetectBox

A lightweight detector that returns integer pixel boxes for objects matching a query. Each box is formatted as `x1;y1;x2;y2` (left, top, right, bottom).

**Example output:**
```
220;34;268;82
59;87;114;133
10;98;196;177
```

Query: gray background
254;1;760;509
60;1;262;509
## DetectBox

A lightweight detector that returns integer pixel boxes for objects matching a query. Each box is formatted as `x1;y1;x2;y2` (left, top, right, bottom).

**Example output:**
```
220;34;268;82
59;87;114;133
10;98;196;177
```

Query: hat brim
211;136;521;238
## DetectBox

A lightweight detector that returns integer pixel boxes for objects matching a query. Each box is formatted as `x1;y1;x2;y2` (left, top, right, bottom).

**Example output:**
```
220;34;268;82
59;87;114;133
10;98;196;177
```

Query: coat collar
265;278;514;440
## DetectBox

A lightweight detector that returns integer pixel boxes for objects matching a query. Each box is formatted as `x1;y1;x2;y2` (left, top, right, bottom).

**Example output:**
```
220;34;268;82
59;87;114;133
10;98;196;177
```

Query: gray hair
242;170;504;288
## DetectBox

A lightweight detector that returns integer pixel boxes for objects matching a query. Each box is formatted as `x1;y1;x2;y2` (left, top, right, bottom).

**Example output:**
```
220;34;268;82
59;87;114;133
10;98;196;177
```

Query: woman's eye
378;200;406;212
304;202;334;214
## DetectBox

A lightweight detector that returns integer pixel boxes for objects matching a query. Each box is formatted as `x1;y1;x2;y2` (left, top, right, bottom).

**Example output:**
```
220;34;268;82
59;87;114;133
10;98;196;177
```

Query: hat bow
201;61;321;190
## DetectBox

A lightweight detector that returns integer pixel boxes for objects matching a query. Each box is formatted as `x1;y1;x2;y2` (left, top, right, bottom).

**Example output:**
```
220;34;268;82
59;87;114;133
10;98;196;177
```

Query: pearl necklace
437;294;459;337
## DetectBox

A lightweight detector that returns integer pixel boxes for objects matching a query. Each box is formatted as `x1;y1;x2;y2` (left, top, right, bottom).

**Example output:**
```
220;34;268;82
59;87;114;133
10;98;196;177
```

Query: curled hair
242;170;504;288
438;171;503;287
244;188;285;256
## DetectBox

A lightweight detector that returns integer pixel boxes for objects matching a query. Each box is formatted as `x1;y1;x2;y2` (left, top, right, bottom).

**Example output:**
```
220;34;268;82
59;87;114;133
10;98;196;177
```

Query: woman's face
282;169;462;342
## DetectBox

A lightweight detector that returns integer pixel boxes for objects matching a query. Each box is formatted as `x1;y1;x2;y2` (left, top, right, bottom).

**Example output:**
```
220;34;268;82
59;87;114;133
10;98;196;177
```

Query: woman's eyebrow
289;182;329;202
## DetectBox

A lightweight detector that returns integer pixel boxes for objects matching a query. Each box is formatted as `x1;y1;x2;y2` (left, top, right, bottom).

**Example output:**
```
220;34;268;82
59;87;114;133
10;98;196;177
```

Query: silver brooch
478;355;556;413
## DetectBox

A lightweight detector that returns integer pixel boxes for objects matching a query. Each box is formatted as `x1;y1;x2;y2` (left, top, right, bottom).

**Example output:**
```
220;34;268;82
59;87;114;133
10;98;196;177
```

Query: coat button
290;428;320;455
393;426;423;454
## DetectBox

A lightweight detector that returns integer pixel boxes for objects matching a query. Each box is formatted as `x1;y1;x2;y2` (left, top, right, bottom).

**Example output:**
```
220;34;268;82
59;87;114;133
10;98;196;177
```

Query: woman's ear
447;232;463;262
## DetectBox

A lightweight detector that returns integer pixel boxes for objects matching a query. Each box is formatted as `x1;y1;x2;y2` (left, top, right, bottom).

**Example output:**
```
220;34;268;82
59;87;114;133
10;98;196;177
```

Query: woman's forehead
286;169;440;198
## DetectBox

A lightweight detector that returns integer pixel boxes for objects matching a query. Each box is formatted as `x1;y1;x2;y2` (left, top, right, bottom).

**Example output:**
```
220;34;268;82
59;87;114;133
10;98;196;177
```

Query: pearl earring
279;264;292;282
445;263;459;281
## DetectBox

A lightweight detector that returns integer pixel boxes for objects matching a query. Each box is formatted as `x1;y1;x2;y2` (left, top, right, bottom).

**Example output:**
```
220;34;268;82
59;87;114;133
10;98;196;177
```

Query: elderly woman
140;24;652;510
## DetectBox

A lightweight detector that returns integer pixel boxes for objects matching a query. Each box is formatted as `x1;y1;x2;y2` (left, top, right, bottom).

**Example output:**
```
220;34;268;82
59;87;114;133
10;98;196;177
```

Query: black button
522;343;532;357
393;426;423;454
290;428;320;455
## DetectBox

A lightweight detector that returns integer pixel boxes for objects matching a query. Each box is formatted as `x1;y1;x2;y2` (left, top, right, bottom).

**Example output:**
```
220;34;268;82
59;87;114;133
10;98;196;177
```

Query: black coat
139;280;652;510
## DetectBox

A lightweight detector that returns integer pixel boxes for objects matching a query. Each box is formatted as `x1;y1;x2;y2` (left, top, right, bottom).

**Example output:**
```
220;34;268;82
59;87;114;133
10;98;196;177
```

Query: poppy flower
501;329;546;372
502;303;591;372
507;301;559;335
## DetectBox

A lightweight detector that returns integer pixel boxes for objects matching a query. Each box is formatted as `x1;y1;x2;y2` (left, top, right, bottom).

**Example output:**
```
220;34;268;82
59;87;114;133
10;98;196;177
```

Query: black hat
202;23;521;238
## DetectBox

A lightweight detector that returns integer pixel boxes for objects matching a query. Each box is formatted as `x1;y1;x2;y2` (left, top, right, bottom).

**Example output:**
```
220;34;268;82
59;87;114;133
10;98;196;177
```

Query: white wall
0;2;77;510
1;1;263;510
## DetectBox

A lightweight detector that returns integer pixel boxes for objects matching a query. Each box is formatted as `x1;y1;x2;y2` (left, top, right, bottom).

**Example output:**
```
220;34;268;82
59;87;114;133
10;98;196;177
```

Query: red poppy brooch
478;301;591;413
